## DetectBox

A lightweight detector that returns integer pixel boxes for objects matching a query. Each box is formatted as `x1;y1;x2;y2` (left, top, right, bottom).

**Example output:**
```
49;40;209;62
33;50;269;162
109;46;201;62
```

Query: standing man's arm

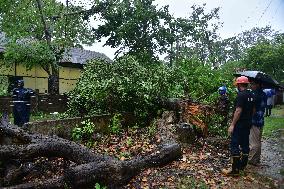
12;89;17;100
228;107;242;135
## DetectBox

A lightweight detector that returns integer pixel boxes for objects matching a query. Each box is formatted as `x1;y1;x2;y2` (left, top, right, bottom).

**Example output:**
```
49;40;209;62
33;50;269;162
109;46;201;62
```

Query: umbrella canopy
234;71;280;88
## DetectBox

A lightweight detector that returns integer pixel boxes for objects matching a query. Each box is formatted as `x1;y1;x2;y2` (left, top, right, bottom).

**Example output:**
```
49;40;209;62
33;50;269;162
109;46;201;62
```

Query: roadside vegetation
263;105;284;138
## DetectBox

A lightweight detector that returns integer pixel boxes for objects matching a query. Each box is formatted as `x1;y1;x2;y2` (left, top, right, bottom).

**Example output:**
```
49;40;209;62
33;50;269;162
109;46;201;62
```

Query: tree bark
0;117;181;188
35;0;59;95
48;74;59;95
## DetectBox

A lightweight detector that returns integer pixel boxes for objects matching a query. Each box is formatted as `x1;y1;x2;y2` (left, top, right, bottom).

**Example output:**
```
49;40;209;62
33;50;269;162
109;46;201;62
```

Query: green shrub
67;56;175;124
67;56;238;135
94;183;107;189
108;113;123;134
208;114;228;137
0;76;9;96
71;119;96;143
172;58;236;104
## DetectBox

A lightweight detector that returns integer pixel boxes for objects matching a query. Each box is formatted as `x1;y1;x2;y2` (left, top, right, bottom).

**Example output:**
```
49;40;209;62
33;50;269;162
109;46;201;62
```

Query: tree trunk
0;116;181;188
35;0;60;95
48;74;59;95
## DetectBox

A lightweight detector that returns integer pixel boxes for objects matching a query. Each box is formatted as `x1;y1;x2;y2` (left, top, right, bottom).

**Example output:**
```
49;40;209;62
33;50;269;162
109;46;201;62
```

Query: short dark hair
250;81;263;89
239;83;248;88
251;80;261;85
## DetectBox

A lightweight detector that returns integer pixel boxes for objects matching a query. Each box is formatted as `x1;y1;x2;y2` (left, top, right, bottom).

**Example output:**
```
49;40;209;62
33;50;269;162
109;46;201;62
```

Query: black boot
222;156;240;176
240;154;249;171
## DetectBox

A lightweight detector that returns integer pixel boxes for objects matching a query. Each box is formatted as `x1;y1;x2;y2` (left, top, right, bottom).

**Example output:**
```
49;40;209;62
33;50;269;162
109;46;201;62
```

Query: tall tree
0;0;95;94
168;4;222;68
215;26;275;65
243;33;284;82
90;0;173;62
91;2;223;67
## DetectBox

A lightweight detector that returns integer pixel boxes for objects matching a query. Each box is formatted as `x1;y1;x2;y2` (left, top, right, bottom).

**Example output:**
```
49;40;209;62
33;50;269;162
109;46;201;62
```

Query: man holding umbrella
249;81;267;165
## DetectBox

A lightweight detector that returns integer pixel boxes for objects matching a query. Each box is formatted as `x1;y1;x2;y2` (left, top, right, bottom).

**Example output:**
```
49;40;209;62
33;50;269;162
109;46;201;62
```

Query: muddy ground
123;112;284;189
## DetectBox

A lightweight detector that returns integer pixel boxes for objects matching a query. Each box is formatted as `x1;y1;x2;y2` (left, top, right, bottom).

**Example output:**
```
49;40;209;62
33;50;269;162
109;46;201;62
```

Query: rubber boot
222;156;240;176
240;154;249;171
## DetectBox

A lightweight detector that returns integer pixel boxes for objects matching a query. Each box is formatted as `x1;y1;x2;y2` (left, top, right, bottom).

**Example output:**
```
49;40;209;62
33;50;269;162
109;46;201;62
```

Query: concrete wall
0;94;68;113
25;115;112;139
24;113;135;139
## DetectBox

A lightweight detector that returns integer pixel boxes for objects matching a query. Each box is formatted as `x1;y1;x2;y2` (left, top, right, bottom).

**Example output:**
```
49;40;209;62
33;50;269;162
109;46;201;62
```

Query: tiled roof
61;47;112;64
0;32;112;63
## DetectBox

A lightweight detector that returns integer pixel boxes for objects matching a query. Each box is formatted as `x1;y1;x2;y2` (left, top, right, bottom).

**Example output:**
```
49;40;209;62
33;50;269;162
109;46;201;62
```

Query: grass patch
263;105;284;138
6;111;67;124
271;105;284;117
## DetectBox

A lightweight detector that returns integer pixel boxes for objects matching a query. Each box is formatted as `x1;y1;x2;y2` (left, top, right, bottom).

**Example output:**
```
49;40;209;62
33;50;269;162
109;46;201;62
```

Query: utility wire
269;0;283;23
258;0;274;24
240;0;262;30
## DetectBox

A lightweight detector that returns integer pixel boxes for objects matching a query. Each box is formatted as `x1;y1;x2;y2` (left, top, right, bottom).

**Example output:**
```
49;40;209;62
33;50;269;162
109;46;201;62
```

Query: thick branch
2;143;181;188
0;122;108;164
35;0;52;44
0;115;181;188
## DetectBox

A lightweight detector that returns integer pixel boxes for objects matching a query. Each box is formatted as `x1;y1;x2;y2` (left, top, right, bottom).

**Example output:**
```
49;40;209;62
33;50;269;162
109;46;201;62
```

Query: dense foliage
68;56;174;122
92;1;223;67
0;75;8;96
67;56;237;126
0;0;95;94
93;0;173;62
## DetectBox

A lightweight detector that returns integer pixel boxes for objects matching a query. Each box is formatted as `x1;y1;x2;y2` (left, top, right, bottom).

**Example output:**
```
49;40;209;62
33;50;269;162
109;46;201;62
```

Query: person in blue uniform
12;80;35;126
222;76;255;176
263;88;273;117
216;86;230;127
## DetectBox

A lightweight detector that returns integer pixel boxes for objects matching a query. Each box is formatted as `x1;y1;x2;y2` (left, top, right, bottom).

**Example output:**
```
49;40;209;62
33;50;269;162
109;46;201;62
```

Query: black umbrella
234;71;280;88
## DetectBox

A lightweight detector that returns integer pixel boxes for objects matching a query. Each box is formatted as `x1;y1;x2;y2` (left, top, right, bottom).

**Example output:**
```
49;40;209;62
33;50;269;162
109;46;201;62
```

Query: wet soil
249;129;284;188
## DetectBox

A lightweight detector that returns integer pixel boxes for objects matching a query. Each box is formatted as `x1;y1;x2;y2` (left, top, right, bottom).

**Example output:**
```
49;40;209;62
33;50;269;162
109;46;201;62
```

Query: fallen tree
161;98;213;137
0;97;214;188
0;116;182;188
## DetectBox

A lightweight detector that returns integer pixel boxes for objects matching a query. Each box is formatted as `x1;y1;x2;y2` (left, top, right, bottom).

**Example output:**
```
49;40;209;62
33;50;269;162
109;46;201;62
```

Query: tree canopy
0;0;95;93
91;0;173;62
243;33;284;83
0;0;283;91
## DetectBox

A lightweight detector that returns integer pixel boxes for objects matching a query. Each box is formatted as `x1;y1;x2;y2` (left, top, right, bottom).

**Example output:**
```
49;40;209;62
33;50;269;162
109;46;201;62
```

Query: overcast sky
82;0;284;59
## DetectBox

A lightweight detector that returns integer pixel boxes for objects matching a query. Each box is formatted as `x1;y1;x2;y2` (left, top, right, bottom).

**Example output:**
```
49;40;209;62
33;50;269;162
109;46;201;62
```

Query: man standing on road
263;88;273;117
222;76;255;176
249;81;267;165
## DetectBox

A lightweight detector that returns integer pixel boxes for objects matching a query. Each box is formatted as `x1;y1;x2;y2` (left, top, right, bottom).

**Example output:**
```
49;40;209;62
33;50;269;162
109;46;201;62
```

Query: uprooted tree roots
162;98;214;137
0;117;182;189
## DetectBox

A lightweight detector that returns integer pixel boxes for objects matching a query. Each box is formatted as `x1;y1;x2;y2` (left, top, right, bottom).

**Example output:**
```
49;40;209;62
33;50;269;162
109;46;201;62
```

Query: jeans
230;121;251;156
249;126;263;164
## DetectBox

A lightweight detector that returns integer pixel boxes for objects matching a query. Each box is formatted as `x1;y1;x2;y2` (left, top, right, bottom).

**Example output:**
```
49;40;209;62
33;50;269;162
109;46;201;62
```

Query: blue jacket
252;89;267;128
